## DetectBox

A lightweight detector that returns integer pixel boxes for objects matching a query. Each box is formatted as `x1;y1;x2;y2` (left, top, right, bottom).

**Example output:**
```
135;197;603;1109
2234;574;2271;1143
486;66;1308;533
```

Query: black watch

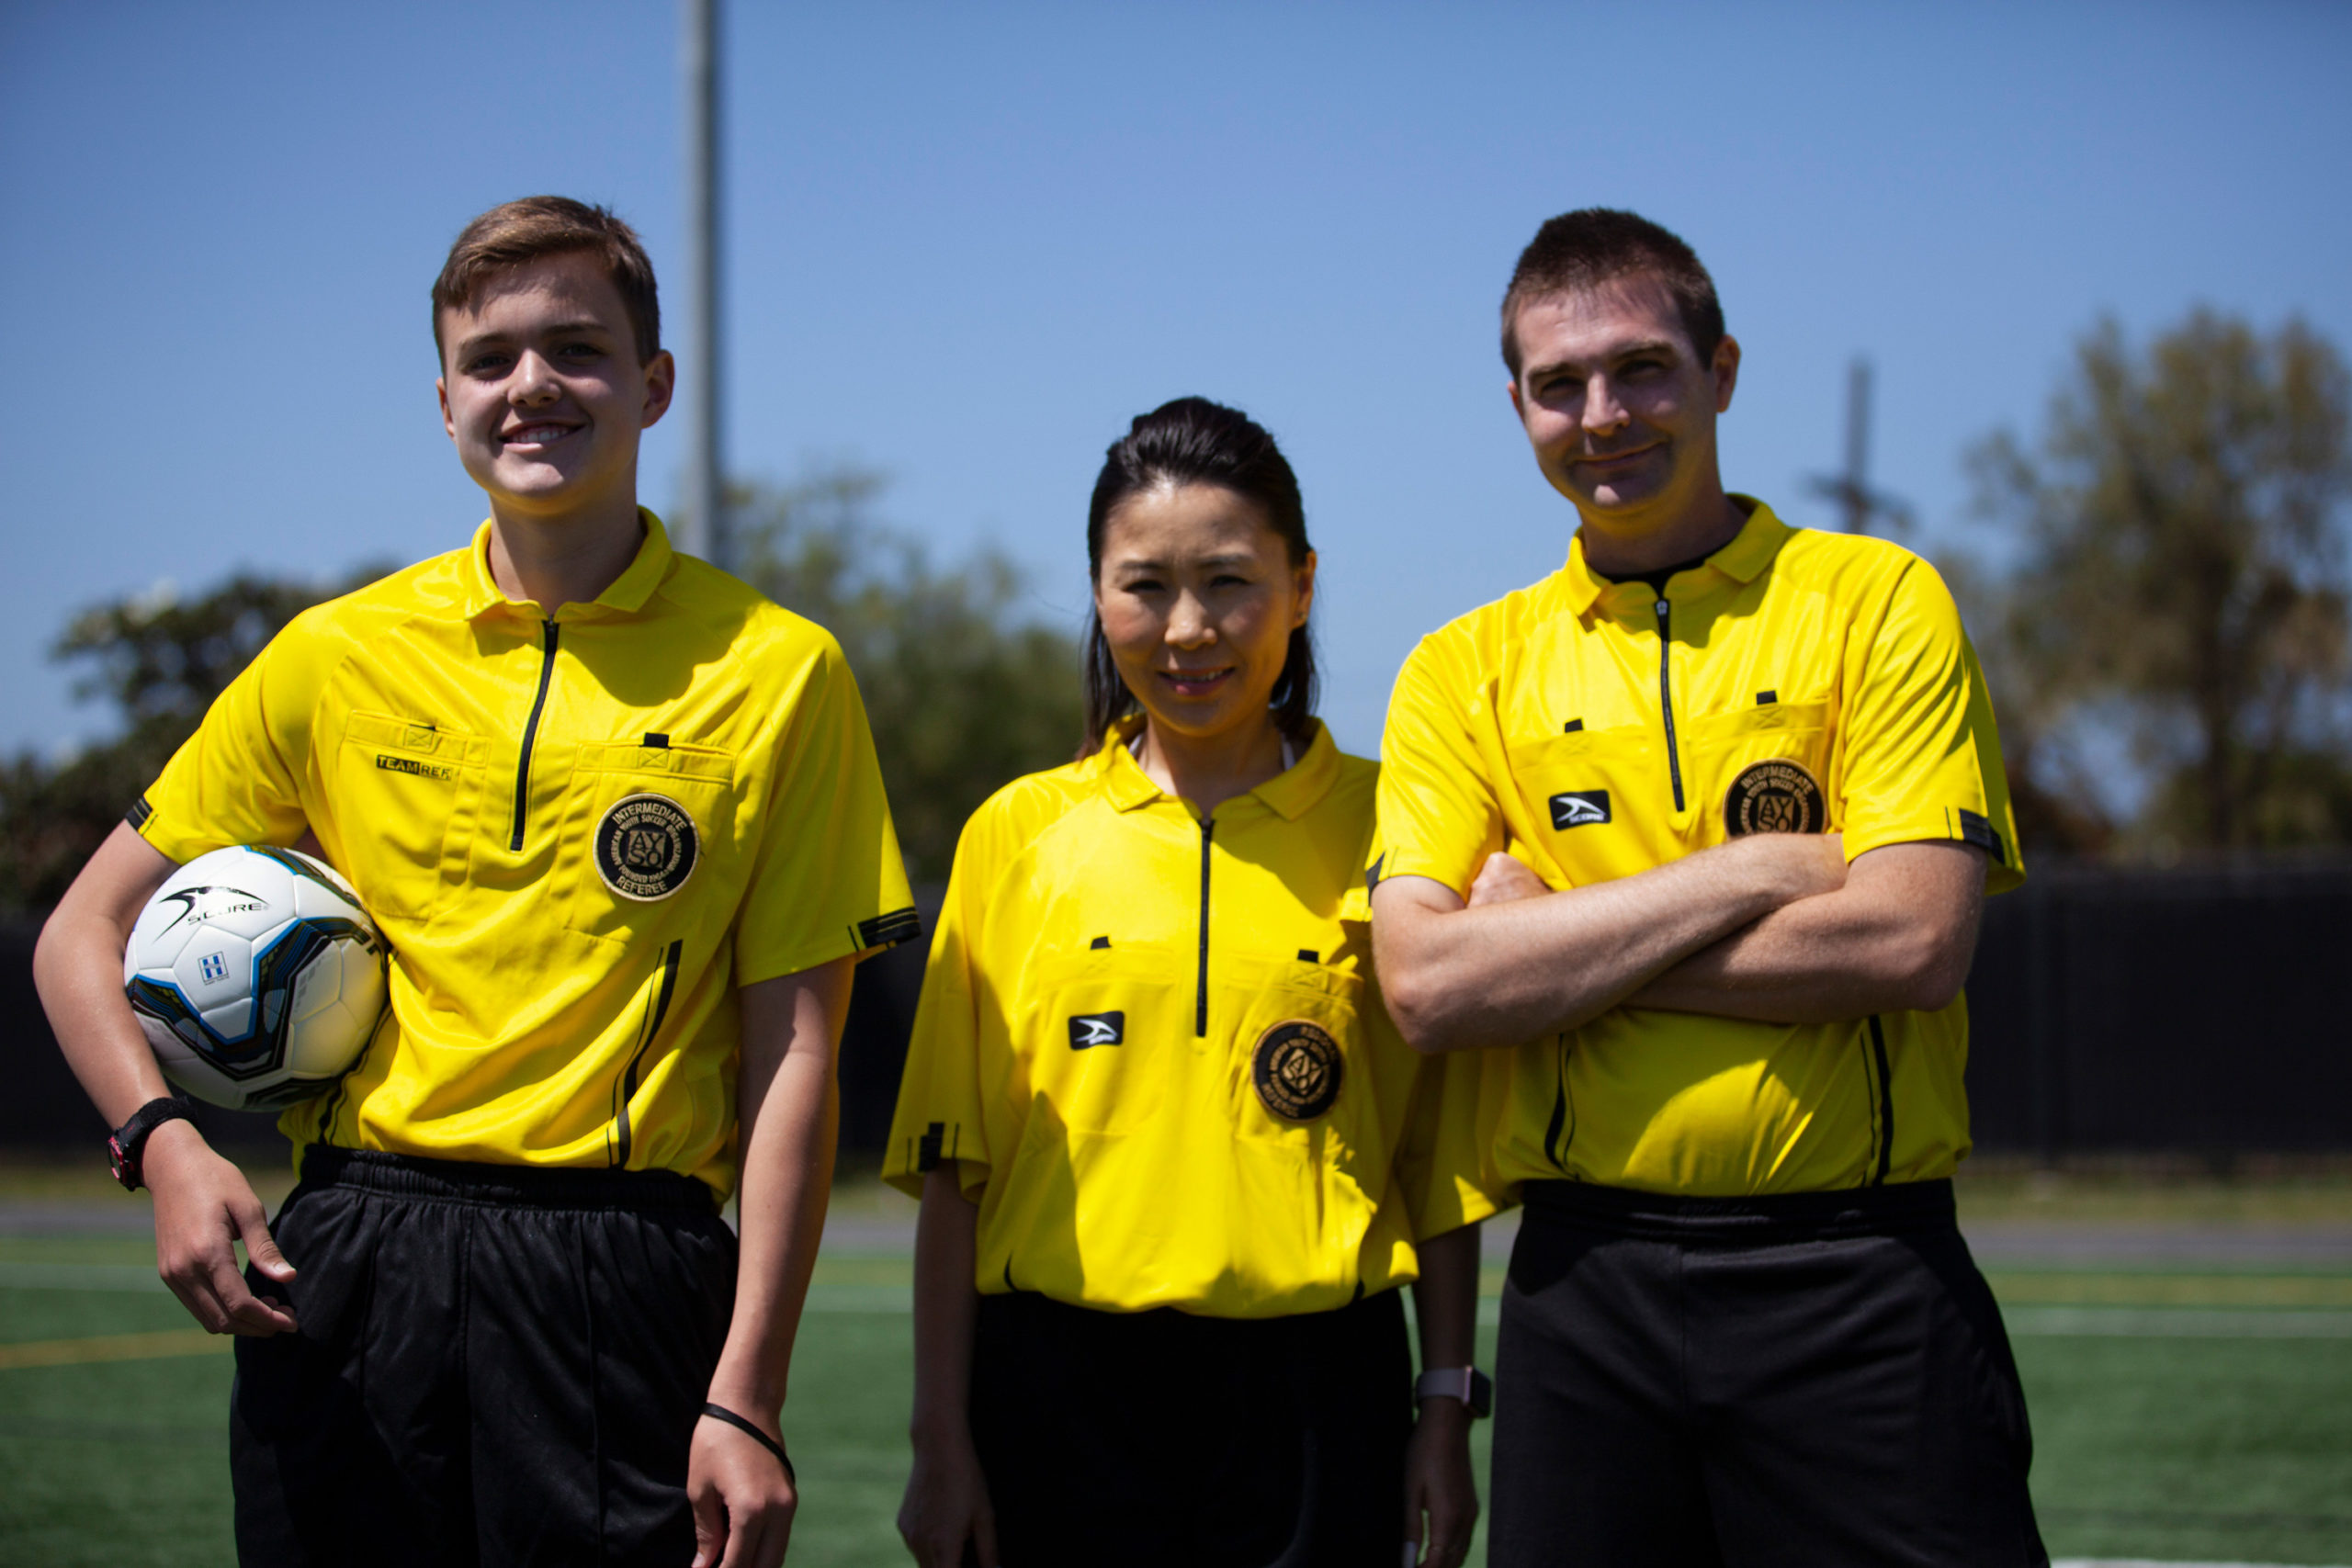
1414;1366;1494;1419
108;1096;196;1191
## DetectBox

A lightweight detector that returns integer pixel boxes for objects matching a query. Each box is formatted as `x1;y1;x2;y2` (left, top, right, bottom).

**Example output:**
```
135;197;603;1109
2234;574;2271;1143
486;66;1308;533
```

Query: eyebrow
452;319;615;356
1110;551;1257;573
1524;338;1681;381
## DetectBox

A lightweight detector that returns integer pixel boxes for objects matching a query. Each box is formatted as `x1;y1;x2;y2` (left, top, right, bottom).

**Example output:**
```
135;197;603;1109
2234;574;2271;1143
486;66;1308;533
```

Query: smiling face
435;251;674;525
1508;272;1740;548
1093;482;1315;752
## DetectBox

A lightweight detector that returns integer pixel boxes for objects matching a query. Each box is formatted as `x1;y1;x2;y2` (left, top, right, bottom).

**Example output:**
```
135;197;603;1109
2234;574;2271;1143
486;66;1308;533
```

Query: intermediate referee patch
594;793;700;900
1251;1020;1342;1122
1724;759;1825;837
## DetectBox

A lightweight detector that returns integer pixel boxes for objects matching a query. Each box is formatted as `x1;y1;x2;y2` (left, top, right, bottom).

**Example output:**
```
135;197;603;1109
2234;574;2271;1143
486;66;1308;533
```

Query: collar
1556;495;1792;616
457;508;675;621
1094;714;1340;821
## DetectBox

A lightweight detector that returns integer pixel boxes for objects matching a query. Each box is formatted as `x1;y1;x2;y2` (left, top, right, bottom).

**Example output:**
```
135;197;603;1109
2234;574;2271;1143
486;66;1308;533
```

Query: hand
1733;829;1847;903
898;1427;999;1568
1402;1399;1477;1568
143;1119;299;1336
1468;851;1549;908
690;1409;798;1568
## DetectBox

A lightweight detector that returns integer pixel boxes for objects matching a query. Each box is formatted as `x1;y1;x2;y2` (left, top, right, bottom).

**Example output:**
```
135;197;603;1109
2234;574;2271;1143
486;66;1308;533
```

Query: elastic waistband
1520;1178;1954;1244
296;1147;719;1215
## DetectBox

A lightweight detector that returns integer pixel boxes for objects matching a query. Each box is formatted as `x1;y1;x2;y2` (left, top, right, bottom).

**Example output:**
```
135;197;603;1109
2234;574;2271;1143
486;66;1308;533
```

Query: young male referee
33;197;919;1568
1369;209;2048;1565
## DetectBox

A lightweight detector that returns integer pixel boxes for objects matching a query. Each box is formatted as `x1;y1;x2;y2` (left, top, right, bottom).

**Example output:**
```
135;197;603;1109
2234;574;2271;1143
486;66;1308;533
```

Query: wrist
706;1362;786;1421
910;1405;974;1448
119;1105;207;1190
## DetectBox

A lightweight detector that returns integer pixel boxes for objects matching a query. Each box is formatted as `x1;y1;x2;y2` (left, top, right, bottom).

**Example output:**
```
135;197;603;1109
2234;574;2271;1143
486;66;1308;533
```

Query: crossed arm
1371;832;1988;1054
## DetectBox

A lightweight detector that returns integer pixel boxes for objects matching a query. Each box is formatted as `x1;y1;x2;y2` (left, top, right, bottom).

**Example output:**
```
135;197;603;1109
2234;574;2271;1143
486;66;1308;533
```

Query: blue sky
5;0;2348;759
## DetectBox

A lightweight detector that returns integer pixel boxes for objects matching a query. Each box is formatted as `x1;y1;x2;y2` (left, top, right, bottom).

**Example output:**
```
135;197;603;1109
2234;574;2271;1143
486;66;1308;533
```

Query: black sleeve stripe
1955;807;2007;865
125;795;153;829
854;908;923;951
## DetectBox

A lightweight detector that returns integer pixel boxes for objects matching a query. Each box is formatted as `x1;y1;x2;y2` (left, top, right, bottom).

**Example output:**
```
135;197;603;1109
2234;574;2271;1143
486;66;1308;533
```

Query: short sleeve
1838;560;2026;894
731;637;918;985
880;812;995;1201
1373;637;1506;901
135;614;325;864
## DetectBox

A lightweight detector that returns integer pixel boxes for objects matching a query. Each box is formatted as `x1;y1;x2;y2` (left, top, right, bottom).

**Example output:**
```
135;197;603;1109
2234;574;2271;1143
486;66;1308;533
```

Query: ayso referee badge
594;793;701;900
1251;1019;1343;1122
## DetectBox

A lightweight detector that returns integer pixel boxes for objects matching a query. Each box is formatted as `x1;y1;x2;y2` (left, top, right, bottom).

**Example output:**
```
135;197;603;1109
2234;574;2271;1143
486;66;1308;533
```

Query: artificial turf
6;1191;2351;1565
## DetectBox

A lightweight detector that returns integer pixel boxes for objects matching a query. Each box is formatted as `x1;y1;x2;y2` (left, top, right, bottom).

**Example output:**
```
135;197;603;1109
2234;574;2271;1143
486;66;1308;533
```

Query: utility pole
680;0;726;568
1806;356;1912;536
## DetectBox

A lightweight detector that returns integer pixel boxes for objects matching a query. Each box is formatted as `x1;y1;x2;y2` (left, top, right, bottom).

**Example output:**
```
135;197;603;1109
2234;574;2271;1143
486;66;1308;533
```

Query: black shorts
970;1288;1412;1568
1489;1179;2046;1568
231;1148;736;1568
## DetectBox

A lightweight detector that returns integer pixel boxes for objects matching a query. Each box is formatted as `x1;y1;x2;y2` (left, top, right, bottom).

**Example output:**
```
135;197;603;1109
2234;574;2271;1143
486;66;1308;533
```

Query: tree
732;468;1083;884
0;570;380;912
0;469;1080;912
1967;310;2352;854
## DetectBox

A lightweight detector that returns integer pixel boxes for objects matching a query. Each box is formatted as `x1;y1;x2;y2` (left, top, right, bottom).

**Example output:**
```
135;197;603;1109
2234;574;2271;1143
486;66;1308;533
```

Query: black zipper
1867;1014;1894;1186
611;939;684;1167
1654;597;1685;812
1195;815;1214;1037
510;618;559;852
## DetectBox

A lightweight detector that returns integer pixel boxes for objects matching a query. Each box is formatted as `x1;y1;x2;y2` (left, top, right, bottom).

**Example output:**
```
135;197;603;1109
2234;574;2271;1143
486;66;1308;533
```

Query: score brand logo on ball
121;844;388;1111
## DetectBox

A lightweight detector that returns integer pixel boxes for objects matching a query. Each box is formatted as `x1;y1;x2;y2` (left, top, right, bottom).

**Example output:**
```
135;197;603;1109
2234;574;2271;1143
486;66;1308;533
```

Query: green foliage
0;471;1078;912
1966;310;2352;855
732;468;1084;884
0;572;377;914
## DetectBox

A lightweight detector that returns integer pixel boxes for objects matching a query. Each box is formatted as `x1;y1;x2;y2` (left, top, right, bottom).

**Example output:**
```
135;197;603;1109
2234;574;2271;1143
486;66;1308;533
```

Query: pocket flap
578;739;736;784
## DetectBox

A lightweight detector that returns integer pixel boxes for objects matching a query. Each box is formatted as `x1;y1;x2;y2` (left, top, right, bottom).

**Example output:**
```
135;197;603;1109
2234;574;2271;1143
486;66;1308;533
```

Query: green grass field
5;1162;2349;1565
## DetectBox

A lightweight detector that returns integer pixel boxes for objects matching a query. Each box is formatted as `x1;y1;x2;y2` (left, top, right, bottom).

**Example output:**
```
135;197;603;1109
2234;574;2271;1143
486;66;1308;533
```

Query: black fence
6;865;2348;1161
1962;860;2352;1156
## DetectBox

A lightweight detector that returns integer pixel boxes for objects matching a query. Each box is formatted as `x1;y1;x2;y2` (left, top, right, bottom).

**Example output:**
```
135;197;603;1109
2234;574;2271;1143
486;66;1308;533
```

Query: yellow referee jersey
1374;499;2022;1200
883;717;1493;1317
133;513;918;1199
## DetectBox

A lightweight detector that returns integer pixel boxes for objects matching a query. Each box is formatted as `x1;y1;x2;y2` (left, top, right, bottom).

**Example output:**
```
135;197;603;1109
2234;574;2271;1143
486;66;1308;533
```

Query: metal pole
680;0;725;568
1841;358;1871;534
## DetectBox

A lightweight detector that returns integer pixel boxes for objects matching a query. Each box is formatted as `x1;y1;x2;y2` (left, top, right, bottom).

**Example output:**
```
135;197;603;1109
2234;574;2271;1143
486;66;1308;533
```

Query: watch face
107;1134;133;1187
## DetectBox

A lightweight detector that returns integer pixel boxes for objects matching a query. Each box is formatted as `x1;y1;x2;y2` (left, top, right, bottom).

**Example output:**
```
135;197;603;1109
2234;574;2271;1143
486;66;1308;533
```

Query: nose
1165;591;1216;649
1581;372;1630;438
509;348;561;405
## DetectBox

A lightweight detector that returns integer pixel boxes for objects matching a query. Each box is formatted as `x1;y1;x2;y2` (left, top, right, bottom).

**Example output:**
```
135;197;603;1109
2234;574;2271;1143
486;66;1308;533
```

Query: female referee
887;397;1491;1568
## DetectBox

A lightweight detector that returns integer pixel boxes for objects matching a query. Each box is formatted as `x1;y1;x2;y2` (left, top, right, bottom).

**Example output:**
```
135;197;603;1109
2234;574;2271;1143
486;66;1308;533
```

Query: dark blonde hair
431;196;661;367
1080;397;1317;757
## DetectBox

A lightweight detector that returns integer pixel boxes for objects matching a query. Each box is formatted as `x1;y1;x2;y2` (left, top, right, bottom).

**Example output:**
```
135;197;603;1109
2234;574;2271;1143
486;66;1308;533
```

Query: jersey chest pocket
1017;945;1188;1136
558;740;740;944
1502;723;1670;883
1686;699;1836;840
334;710;488;922
1217;955;1373;1150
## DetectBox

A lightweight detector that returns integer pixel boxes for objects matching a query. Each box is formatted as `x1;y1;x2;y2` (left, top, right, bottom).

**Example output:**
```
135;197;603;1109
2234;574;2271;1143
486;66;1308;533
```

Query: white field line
0;1262;164;1292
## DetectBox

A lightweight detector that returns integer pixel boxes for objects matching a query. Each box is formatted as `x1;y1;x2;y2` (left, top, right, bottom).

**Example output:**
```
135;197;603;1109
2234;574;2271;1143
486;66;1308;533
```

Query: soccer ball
122;844;387;1111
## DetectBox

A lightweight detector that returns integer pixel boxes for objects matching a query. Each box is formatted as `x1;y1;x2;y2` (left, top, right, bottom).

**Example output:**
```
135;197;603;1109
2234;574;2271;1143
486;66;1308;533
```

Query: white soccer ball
121;844;387;1111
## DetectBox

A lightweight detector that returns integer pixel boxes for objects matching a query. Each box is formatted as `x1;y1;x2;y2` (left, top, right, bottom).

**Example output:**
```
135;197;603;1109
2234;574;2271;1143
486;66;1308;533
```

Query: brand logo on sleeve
1251;1020;1343;1122
1548;790;1611;829
594;794;701;900
1068;1012;1125;1048
1724;760;1825;836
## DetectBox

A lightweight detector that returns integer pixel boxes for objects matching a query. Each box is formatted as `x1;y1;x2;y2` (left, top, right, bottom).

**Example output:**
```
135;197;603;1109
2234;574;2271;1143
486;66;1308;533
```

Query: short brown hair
431;196;661;367
1500;209;1723;378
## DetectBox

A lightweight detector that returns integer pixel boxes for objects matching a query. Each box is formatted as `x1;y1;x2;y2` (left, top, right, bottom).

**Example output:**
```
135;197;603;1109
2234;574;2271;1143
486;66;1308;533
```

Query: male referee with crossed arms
1370;209;2047;1564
